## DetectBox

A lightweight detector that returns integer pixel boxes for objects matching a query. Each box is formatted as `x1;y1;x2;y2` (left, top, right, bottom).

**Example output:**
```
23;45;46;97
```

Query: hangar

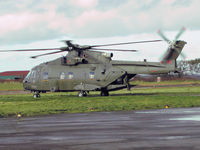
0;71;29;81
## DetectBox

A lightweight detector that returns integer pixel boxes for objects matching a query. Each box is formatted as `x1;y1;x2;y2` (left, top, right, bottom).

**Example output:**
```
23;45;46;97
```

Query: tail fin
161;40;187;63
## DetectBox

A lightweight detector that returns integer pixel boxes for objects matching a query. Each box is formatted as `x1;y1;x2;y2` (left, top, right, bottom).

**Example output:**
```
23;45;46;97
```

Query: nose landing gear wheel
78;91;87;97
33;91;40;98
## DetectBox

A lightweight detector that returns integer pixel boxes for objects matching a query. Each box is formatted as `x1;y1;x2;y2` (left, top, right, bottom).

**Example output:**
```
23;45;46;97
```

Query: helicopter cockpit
23;69;40;92
23;69;38;83
23;71;31;83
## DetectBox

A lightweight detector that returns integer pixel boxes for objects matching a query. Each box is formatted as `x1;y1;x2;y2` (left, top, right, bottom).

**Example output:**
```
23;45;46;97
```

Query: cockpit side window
25;71;31;80
43;72;48;80
32;70;36;79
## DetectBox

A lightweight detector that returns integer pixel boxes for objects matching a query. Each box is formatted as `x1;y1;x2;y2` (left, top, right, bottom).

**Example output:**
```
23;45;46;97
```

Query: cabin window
68;72;74;79
43;72;48;80
89;72;95;79
60;72;65;80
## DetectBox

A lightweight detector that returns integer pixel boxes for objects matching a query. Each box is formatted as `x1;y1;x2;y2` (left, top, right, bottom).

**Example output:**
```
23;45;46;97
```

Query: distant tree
188;58;200;65
177;58;200;75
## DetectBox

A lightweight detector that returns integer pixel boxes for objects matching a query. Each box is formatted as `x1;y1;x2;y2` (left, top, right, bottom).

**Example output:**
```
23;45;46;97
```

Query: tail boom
161;40;187;63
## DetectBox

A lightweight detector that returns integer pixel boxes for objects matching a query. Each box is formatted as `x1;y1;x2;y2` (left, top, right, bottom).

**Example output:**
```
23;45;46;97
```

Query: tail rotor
175;27;186;41
158;27;187;62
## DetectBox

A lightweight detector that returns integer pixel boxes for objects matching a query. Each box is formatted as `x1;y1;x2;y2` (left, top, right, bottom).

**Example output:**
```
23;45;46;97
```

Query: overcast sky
0;0;200;71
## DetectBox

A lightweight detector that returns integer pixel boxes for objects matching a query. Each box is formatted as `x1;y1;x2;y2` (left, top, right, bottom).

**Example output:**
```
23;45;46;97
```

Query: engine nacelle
61;57;87;65
74;57;87;64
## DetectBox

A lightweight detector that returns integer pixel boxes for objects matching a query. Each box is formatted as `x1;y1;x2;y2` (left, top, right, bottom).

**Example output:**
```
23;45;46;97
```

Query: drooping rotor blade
0;48;60;52
91;48;138;52
30;50;64;59
175;27;186;40
157;30;170;43
90;40;162;48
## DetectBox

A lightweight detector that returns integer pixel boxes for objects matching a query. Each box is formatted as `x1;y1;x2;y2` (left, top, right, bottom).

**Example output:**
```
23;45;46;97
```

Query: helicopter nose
23;80;30;90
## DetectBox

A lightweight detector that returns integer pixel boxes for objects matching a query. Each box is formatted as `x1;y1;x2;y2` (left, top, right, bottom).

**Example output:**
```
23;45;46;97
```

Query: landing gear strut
78;91;87;97
100;90;109;96
33;91;40;98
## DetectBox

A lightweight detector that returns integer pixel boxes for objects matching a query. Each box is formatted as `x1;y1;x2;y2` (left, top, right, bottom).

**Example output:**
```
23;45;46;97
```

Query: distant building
0;71;29;80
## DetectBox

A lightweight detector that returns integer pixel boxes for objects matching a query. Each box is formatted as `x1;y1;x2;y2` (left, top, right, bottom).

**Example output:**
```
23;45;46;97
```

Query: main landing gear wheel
100;90;109;96
78;91;87;97
33;91;40;98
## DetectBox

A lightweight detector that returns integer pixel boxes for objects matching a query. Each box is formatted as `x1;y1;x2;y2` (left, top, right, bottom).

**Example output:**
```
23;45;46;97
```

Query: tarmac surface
1;108;200;150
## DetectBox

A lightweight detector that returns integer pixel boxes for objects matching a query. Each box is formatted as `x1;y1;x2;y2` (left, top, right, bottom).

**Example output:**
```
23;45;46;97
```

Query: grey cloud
0;0;199;45
0;23;64;46
96;0;129;11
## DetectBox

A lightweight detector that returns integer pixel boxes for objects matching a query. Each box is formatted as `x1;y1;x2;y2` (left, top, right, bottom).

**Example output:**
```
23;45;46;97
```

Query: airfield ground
0;81;200;117
1;81;200;149
1;108;200;149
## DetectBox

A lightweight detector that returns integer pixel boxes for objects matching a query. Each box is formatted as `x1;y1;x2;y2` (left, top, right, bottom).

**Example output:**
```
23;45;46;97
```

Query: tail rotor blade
180;52;186;60
175;49;186;60
175;27;186;40
157;30;170;43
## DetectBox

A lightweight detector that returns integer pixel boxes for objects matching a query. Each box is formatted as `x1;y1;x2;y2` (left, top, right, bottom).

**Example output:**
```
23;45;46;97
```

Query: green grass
0;80;199;91
132;80;200;86
0;82;23;91
0;86;200;118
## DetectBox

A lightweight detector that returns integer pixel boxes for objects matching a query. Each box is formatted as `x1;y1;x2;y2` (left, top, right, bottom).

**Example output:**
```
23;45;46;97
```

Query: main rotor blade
157;30;170;43
175;27;186;40
91;48;138;52
0;48;60;52
63;40;74;47
90;40;162;48
30;50;64;59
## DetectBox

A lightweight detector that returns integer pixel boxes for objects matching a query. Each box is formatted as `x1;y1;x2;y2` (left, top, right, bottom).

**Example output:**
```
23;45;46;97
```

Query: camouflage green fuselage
23;40;186;92
23;57;175;92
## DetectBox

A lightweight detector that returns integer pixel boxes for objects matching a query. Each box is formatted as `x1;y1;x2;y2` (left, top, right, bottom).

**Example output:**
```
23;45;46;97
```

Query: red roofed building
0;71;29;80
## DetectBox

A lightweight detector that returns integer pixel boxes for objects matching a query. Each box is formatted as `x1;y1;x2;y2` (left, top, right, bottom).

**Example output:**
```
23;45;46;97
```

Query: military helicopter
0;28;186;98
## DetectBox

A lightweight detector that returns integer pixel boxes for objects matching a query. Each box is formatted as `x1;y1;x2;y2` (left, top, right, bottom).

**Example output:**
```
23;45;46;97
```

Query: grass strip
0;80;200;91
0;82;23;91
0;86;200;117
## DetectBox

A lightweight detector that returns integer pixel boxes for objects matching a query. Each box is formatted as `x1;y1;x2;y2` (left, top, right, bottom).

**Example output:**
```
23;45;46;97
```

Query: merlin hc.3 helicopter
0;28;186;97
